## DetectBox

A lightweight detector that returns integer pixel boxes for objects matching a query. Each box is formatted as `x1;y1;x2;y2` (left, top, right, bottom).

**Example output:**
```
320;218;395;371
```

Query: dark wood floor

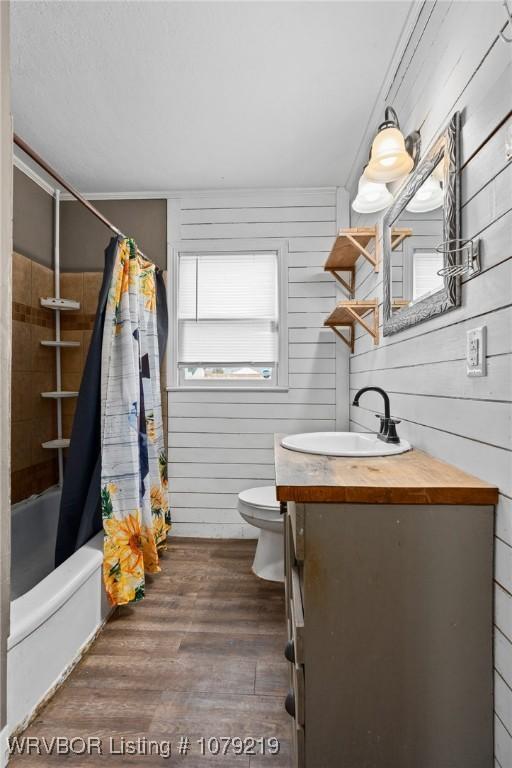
10;539;292;767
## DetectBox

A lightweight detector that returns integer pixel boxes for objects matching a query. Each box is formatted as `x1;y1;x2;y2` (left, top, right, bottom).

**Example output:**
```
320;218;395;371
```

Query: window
412;249;444;301
170;243;287;388
403;240;445;304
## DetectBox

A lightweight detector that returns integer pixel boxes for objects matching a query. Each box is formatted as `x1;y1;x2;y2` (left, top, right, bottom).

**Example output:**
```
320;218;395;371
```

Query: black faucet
352;386;401;444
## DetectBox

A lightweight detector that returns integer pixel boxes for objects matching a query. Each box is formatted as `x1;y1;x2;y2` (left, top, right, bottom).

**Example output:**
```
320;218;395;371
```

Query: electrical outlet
466;326;486;377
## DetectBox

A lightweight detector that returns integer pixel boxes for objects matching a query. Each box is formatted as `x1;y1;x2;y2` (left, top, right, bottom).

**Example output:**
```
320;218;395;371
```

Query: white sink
281;431;411;457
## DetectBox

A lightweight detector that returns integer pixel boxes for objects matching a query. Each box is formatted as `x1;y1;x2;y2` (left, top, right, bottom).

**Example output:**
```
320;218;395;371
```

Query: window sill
166;386;289;393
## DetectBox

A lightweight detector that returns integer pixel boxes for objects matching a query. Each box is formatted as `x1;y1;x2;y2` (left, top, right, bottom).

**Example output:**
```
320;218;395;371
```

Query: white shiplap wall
167;188;349;538
345;3;512;764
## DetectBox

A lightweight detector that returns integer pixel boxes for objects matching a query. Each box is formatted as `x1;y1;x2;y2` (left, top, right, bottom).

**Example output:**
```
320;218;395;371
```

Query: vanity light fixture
351;173;393;214
405;175;444;213
365;107;421;183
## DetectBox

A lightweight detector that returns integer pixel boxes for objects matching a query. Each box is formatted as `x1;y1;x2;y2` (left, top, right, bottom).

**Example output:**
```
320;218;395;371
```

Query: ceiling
11;1;414;193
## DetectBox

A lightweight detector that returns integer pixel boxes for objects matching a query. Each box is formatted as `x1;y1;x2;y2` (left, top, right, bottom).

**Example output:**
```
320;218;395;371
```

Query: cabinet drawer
290;568;304;665
288;502;305;562
285;514;293;617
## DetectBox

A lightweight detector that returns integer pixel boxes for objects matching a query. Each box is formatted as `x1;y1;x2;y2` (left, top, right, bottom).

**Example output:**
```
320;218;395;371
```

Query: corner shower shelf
40;340;81;348
41;391;79;399
40;297;80;311
324;299;379;353
42;439;70;450
324;226;413;296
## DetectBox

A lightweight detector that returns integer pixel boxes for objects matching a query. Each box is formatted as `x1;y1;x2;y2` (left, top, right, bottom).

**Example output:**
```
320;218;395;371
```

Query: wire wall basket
436;238;481;278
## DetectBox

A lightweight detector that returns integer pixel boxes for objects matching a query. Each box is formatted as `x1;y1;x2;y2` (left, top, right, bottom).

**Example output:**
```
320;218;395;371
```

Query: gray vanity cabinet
282;497;495;768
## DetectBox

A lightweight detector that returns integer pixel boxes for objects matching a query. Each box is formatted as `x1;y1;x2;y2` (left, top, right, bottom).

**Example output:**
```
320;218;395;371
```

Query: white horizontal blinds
178;252;278;364
413;251;444;299
178;256;197;319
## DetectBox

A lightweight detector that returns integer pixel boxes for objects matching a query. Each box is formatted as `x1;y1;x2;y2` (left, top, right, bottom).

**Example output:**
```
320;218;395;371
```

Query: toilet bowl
238;486;284;582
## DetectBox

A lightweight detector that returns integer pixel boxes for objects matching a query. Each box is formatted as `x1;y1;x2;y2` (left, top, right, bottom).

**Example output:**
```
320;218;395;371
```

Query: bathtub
8;487;111;736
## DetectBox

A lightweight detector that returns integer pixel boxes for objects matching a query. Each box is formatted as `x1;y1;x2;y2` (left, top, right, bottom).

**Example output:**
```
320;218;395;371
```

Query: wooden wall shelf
324;226;412;297
390;228;413;251
324;299;379;353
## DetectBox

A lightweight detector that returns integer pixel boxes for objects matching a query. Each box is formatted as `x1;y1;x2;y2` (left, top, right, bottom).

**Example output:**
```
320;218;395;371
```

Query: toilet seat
238;485;281;512
238;486;282;527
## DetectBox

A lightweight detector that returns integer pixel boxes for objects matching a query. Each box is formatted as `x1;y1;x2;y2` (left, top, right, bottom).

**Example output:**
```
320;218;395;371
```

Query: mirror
383;112;461;335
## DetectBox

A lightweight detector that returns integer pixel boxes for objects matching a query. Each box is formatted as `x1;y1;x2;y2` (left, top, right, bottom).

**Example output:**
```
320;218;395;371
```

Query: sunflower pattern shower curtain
100;237;170;605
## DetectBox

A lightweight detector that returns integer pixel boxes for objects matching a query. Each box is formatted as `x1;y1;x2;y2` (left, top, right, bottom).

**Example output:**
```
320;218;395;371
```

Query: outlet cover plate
466;326;486;377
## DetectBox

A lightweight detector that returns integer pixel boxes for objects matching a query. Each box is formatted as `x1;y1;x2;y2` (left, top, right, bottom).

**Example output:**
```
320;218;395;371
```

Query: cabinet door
303;502;493;768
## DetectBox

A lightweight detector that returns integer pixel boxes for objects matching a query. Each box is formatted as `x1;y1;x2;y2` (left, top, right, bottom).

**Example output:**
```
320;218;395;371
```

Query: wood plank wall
346;3;512;764
167;188;348;538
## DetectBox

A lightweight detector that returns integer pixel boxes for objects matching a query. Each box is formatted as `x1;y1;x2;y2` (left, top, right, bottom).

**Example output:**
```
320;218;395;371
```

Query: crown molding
164;186;338;198
59;190;167;201
13;153;55;196
58;186;339;202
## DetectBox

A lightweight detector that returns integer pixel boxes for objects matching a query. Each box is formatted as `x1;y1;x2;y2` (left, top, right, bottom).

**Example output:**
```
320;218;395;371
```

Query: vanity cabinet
276;438;497;768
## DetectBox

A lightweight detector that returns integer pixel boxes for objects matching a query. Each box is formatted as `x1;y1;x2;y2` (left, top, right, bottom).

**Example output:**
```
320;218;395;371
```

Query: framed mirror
382;111;461;335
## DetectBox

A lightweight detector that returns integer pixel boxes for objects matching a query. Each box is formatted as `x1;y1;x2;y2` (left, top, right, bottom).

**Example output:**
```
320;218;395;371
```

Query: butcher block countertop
274;435;498;506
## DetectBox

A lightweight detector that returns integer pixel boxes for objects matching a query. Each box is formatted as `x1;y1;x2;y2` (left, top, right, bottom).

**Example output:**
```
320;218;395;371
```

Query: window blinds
412;251;444;300
178;252;278;364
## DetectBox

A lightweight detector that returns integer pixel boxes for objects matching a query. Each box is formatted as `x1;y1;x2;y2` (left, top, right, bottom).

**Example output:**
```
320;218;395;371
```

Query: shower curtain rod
13;133;151;263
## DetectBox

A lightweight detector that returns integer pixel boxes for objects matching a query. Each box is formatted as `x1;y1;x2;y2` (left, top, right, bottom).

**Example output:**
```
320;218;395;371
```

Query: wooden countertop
274;435;498;506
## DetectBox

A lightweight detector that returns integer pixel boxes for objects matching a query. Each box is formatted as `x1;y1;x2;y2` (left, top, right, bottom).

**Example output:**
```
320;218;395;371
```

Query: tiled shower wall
11;252;58;502
10;259;105;502
59;271;102;437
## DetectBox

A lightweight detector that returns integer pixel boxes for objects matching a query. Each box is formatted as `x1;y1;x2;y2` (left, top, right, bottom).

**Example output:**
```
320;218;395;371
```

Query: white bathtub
8;487;111;736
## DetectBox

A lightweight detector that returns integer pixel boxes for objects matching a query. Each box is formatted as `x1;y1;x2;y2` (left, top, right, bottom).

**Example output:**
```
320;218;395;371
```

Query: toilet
238;486;284;582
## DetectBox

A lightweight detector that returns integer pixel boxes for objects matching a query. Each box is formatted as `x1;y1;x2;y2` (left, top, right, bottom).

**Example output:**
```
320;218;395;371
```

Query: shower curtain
100;238;170;605
55;236;117;569
55;235;169;607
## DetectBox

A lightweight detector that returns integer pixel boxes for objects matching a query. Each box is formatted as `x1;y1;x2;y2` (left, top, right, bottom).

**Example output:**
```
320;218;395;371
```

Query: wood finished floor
10;539;292;768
